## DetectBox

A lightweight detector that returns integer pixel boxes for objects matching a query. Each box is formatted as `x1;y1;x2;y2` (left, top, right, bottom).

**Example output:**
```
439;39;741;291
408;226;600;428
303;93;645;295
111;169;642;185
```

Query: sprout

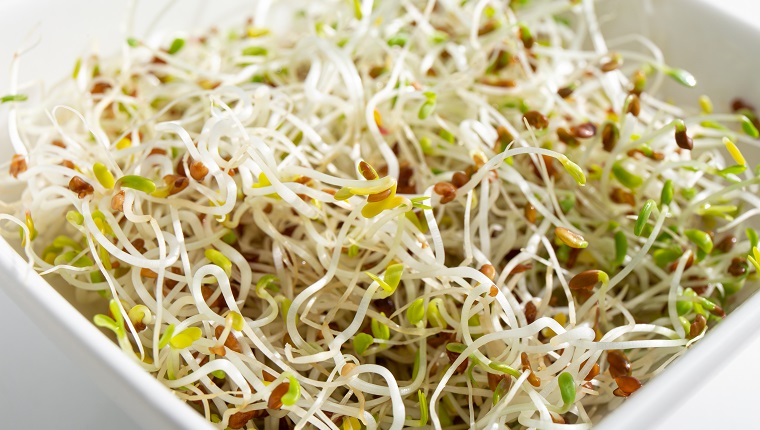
365;263;404;298
170;327;202;349
205;248;232;276
684;229;713;253
664;67;697;87
612;162;643;189
488;361;522;378
371;313;391;340
387;33;409;47
569;270;609;291
353;333;374;355
634;200;656;237
558;372;576;412
406;298;425;325
723;137;747;166
741;116;760;138
613;230;627;267
158;324;175;349
282;375;301;406
699;95;713;114
427;298;447;328
558;155;586;186
555;227;588;249
417;390;429;426
93;163;115;189
167;38;185;55
660;180;674;207
0;94;28;103
117;175;157;193
242;46;268;56
227;311;245;331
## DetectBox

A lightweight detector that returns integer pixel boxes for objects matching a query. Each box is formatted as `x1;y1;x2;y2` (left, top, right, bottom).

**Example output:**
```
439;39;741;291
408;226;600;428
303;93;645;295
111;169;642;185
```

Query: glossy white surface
0;0;758;429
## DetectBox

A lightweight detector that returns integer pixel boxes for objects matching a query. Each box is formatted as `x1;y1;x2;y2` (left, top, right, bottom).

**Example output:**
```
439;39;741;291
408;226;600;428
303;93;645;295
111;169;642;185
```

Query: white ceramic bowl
0;1;758;429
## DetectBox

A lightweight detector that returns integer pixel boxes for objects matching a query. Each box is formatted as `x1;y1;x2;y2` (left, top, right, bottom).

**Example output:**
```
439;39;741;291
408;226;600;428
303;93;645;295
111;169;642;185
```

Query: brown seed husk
268;382;290;409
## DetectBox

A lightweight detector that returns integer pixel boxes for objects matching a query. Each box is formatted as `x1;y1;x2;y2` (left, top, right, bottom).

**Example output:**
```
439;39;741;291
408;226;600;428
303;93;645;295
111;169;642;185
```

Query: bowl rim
0;238;215;430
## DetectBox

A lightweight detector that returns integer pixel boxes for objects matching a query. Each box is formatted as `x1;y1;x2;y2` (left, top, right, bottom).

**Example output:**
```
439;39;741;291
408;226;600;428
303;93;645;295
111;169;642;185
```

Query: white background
0;0;757;429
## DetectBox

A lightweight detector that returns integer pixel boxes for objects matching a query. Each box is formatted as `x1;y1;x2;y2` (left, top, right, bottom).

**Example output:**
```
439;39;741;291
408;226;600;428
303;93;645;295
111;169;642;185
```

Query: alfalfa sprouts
1;0;760;428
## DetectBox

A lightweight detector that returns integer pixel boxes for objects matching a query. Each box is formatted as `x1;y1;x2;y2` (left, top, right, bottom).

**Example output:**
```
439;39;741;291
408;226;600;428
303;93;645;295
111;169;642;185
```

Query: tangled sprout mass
2;0;760;429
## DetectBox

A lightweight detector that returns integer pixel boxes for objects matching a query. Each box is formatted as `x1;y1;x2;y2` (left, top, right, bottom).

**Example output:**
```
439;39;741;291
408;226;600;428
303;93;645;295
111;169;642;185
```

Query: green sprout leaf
742;116;760;138
170;326;202;349
227;311;245;331
118;175;157;193
158;324;176;349
205;248;233;277
558;156;586;186
418;390;429;426
1;94;27;103
282;375;301;406
664;67;697;87
427;298;447;328
558;371;576;410
93;163;115;189
418;100;436;120
387;33;409;47
167;38;185;55
684;229;713;253
660;180;674;207
242;46;268;56
406;298;425;326
613;230;627;267
634;200;656;236
353;332;374;355
371;313;391;340
488;361;522;378
612;162;643;189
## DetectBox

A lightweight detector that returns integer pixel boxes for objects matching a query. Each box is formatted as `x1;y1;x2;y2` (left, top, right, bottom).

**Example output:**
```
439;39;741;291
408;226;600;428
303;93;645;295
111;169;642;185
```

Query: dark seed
675;129;693;151
68;176;94;199
524;203;537;224
487;372;504;391
557;128;579;147
607;350;632;378
189;160;209;181
626;94;641;117
214;325;242;353
479;264;496;281
572;122;597;139
451;172;469;189
728;257;748;277
523;110;549;130
602;122;619;152
433;181;456;196
228;410;262;429
715;235;737;253
10;154;27;178
359;161;377;180
111;191;125;211
584;362;600;381
524;301;537;324
367;187;392;203
557;85;575;99
268;382;290;409
690;314;707;338
615;376;642;395
569;270;602;291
